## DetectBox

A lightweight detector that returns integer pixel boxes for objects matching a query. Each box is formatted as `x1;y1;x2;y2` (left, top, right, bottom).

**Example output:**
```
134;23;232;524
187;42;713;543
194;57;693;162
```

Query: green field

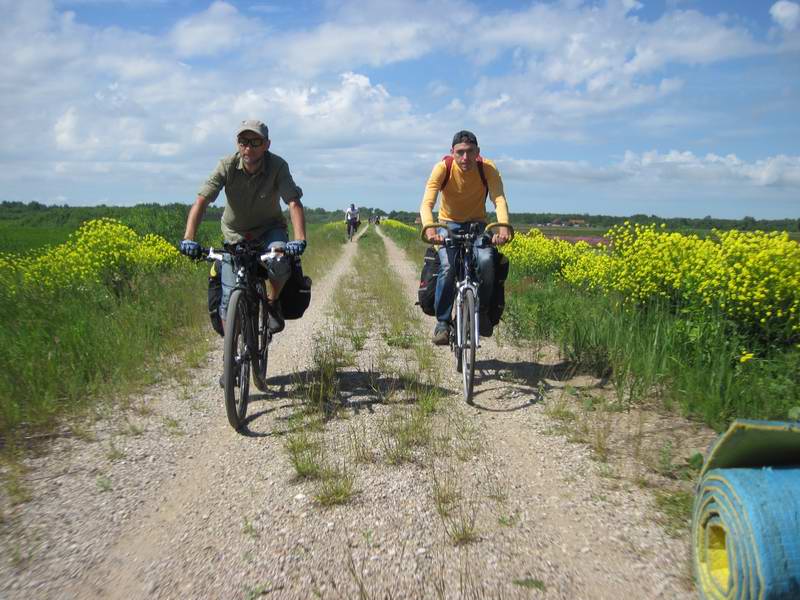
0;221;74;254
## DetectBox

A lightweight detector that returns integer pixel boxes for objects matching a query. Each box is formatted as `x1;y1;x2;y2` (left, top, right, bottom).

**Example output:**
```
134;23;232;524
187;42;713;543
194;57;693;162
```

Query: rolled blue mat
693;467;800;599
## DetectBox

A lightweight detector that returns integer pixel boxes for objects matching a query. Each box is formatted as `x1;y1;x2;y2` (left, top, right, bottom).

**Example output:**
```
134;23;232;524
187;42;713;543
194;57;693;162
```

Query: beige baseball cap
235;119;269;139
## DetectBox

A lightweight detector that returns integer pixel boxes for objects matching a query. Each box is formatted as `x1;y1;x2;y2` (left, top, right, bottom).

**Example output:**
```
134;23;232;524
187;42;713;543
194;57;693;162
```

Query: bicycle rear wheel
252;299;270;393
460;288;477;403
223;289;250;431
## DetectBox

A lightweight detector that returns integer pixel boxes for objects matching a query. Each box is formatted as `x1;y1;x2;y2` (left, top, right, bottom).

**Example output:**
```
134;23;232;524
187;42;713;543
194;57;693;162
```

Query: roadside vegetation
503;223;799;429
0;214;342;444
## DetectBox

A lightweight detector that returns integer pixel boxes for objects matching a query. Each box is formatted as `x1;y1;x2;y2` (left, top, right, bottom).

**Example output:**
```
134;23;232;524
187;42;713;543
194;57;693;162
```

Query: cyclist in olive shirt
179;119;307;334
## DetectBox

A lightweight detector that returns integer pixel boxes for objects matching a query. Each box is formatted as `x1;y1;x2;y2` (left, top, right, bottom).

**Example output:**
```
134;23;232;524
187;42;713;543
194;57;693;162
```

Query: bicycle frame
204;242;279;430
450;235;482;351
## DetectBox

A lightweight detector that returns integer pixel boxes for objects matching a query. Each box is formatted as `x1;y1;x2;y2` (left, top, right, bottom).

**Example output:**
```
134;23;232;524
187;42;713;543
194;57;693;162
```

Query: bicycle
421;222;514;403
201;242;288;431
346;218;359;242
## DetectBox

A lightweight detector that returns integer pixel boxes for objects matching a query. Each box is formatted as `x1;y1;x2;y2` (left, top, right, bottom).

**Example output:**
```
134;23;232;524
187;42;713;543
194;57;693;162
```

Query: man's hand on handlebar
179;239;201;258
491;226;511;246
285;240;307;256
424;229;444;244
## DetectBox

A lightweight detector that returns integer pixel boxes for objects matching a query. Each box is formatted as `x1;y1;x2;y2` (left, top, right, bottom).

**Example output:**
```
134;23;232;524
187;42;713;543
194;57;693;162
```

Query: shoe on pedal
267;301;285;334
431;321;450;346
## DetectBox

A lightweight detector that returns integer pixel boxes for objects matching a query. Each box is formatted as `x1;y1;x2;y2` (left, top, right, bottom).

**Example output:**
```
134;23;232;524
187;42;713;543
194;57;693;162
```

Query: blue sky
1;0;798;218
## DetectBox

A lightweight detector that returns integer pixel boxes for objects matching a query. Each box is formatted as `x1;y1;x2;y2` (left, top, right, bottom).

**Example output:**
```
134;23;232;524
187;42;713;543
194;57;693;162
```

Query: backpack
208;259;224;337
279;256;312;320
416;246;439;316
441;155;488;200
487;251;510;326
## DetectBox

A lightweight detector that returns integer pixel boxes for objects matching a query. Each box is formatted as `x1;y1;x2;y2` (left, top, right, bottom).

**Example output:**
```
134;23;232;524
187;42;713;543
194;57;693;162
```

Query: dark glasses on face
237;138;264;148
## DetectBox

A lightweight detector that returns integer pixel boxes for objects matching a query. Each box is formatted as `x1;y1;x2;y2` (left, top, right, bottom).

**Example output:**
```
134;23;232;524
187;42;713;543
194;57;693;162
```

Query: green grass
654;490;694;536
299;222;347;281
0;267;209;438
504;276;800;430
0;222;74;254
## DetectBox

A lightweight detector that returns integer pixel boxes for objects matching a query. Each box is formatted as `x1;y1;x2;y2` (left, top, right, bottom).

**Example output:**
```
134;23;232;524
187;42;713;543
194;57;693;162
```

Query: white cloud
170;1;261;58
501;151;800;189
771;1;800;31
620;150;800;187
276;21;437;76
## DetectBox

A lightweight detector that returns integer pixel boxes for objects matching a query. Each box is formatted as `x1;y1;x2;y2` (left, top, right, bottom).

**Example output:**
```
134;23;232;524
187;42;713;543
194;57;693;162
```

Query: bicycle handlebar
419;222;515;244
199;243;285;264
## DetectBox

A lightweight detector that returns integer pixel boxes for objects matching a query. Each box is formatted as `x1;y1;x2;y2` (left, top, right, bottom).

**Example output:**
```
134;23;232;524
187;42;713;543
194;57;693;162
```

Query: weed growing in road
285;428;325;479
316;460;356;506
106;438;126;461
378;411;414;465
123;419;144;437
513;577;545;590
162;416;184;436
2;457;31;505
132;401;154;417
242;516;259;539
244;582;281;599
96;475;112;492
655;489;693;536
295;328;351;417
431;464;461;518
441;498;479;545
68;420;98;442
346;421;376;464
498;511;520;527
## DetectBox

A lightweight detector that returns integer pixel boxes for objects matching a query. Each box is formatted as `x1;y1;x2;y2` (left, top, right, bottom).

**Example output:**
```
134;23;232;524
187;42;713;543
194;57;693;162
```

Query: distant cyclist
179;119;307;339
345;203;360;240
420;130;511;345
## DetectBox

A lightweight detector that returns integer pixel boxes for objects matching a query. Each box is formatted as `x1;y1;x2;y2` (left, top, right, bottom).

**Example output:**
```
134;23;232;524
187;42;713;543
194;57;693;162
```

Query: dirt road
0;225;706;599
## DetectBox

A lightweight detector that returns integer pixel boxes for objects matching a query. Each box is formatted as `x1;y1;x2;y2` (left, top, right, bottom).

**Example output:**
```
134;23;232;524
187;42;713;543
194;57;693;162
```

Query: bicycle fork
454;280;481;349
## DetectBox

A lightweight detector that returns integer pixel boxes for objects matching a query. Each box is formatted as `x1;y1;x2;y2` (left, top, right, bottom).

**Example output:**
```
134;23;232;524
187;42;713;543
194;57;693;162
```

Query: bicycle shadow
237;369;450;435
465;358;578;412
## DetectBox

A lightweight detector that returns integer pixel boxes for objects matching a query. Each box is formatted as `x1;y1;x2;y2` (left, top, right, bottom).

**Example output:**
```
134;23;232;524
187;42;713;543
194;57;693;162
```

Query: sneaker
267;301;285;334
431;321;450;346
479;311;494;337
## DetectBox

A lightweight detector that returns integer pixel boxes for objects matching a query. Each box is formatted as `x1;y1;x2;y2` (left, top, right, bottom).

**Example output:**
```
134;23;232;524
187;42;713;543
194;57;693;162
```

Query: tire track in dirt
376;226;695;599
61;230;367;599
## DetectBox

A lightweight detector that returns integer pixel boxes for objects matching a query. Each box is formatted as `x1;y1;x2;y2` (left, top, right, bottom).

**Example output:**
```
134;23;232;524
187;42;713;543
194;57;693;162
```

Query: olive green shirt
198;151;303;243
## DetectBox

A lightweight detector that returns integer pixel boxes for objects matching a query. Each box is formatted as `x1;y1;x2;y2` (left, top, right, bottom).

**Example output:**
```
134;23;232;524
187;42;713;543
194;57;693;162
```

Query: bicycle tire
454;306;463;374
223;289;250;431
252;299;270;393
461;288;477;403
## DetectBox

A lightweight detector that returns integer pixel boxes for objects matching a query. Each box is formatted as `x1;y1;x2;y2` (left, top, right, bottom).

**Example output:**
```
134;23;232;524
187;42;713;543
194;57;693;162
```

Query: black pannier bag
416;246;439;316
487;251;510;326
208;259;224;337
279;256;312;320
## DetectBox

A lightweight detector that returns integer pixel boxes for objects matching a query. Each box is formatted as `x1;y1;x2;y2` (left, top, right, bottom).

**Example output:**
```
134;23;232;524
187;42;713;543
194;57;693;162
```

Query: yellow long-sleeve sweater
420;158;510;226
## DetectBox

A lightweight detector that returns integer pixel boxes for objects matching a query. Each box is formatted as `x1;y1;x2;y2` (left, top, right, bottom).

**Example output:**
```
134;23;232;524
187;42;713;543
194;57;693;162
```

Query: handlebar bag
280;256;312;320
416;246;439;316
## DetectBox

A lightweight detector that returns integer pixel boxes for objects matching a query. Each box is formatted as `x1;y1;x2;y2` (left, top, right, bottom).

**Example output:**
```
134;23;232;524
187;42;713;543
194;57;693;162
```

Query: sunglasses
237;138;265;148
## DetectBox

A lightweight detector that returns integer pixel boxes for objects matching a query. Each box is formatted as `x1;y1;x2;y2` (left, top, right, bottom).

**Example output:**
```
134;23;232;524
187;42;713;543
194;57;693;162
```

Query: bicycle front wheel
460;288;477;403
252;299;270;393
223;289;250;431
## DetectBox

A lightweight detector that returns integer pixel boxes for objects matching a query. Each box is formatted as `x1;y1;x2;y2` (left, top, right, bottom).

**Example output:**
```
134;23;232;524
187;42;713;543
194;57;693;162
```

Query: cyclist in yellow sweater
420;130;511;345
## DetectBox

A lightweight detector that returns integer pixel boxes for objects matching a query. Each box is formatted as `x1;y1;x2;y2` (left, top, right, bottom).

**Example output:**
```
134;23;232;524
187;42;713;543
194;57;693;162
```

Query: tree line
1;201;797;235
